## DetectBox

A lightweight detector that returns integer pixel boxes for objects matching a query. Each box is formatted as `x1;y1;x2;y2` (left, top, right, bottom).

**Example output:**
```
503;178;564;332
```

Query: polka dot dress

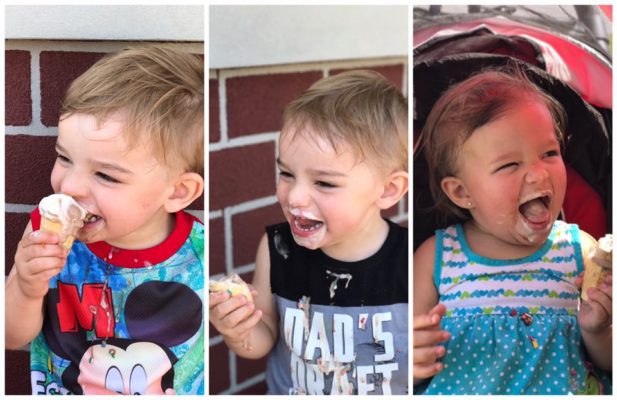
423;221;607;395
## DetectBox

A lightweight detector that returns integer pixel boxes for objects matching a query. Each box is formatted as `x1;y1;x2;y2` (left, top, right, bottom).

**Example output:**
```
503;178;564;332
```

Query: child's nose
59;171;88;199
287;183;311;208
525;163;549;184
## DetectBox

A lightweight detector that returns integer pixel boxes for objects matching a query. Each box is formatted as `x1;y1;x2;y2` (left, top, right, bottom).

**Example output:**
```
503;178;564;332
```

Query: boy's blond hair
281;70;408;173
61;45;204;176
421;67;566;220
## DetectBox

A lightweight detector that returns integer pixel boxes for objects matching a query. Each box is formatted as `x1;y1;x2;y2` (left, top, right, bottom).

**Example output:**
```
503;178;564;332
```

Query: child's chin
291;232;325;250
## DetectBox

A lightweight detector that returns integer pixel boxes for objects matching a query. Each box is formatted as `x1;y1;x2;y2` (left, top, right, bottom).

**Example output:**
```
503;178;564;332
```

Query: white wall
6;5;204;41
210;5;408;69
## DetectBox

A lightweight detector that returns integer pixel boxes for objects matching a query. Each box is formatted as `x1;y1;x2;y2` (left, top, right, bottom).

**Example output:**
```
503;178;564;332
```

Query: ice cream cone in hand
209;273;254;350
582;234;612;301
209;273;253;302
39;194;87;250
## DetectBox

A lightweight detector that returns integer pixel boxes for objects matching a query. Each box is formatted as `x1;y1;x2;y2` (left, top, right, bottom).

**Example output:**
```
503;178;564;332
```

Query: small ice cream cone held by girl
413;67;612;395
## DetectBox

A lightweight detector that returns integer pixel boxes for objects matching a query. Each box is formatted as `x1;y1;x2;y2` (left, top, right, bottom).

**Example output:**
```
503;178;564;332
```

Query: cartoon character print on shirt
42;280;202;395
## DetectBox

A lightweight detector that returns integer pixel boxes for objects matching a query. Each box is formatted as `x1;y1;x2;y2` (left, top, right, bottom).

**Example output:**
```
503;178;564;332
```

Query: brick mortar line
5;40;203;53
218;74;229;143
209;209;223;219
229;347;238;388
225;195;278;216
214;56;407;79
223;207;234;275
5;127;57;136
31;48;42;133
5;203;36;213
209;131;278;152
225;371;267;395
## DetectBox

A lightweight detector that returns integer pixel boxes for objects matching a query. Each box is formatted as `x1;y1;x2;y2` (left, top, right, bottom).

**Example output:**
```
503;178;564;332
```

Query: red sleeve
31;207;41;231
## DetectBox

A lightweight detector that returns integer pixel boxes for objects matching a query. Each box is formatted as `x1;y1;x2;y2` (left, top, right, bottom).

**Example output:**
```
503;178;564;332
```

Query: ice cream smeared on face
288;208;326;249
39;194;87;249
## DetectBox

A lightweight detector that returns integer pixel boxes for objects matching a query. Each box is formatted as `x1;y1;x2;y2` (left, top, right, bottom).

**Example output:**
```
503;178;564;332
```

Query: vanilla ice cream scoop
39;194;87;249
581;234;612;301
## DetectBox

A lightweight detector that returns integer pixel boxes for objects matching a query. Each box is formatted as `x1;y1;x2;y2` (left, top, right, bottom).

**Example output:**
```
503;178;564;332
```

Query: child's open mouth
291;216;324;237
84;212;103;226
287;209;326;249
518;194;552;229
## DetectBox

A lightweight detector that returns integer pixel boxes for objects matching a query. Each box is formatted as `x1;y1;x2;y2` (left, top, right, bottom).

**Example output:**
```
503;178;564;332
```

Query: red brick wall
209;60;408;394
5;41;203;395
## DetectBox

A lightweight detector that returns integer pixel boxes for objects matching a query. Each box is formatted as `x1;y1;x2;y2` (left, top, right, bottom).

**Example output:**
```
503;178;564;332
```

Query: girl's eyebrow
56;142;133;175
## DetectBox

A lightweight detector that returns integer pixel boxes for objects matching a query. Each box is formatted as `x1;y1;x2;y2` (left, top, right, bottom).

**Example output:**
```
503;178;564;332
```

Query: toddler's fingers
587;287;612;317
23;244;68;263
413;329;450;347
235;308;263;334
574;273;583;288
22;231;60;246
413;345;445;365
413;313;440;330
220;301;256;329
20;256;67;276
213;292;251;317
413;362;443;379
208;290;231;309
34;266;65;281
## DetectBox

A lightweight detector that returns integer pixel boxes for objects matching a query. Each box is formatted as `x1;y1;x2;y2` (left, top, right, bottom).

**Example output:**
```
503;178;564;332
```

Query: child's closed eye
494;162;518;173
543;149;561;158
315;180;337;189
96;172;121;184
278;170;294;180
56;154;71;164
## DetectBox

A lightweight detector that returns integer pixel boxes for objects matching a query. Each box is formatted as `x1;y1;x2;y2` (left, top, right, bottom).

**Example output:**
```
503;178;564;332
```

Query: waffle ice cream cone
581;234;612;301
39;194;87;250
209;273;253;302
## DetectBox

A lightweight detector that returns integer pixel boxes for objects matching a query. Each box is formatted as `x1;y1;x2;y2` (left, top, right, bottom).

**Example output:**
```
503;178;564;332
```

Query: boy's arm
6;222;45;349
578;231;612;371
222;234;279;359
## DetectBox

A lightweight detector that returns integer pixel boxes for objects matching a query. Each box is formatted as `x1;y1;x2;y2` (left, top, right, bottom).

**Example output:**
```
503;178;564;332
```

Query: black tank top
265;220;408;395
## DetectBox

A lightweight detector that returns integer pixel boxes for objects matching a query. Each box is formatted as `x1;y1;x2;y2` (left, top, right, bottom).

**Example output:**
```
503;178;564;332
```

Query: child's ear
164;172;204;213
441;176;473;209
376;170;409;210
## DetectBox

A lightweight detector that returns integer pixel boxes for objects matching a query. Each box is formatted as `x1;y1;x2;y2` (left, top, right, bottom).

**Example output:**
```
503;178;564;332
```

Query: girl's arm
578;231;612;371
413;236;440;316
413;236;450;385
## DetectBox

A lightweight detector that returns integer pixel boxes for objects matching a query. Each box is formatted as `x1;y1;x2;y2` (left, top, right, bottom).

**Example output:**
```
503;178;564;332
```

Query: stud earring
467;201;472;208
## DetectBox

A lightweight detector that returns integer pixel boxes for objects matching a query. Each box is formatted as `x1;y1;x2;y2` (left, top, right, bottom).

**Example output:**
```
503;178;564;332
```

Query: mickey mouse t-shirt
28;210;204;395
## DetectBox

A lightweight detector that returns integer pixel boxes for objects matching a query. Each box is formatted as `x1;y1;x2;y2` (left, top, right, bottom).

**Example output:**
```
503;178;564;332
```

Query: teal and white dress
421;220;609;395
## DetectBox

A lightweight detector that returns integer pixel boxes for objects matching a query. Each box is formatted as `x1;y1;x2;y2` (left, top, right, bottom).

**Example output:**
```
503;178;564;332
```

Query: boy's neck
321;214;390;262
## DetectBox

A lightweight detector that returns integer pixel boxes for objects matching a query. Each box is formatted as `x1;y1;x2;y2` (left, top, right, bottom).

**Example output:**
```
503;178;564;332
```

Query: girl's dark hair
419;66;567;220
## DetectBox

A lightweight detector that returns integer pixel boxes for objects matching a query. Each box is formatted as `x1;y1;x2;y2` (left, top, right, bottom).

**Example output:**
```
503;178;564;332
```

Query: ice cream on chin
581;234;613;301
39;194;88;250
